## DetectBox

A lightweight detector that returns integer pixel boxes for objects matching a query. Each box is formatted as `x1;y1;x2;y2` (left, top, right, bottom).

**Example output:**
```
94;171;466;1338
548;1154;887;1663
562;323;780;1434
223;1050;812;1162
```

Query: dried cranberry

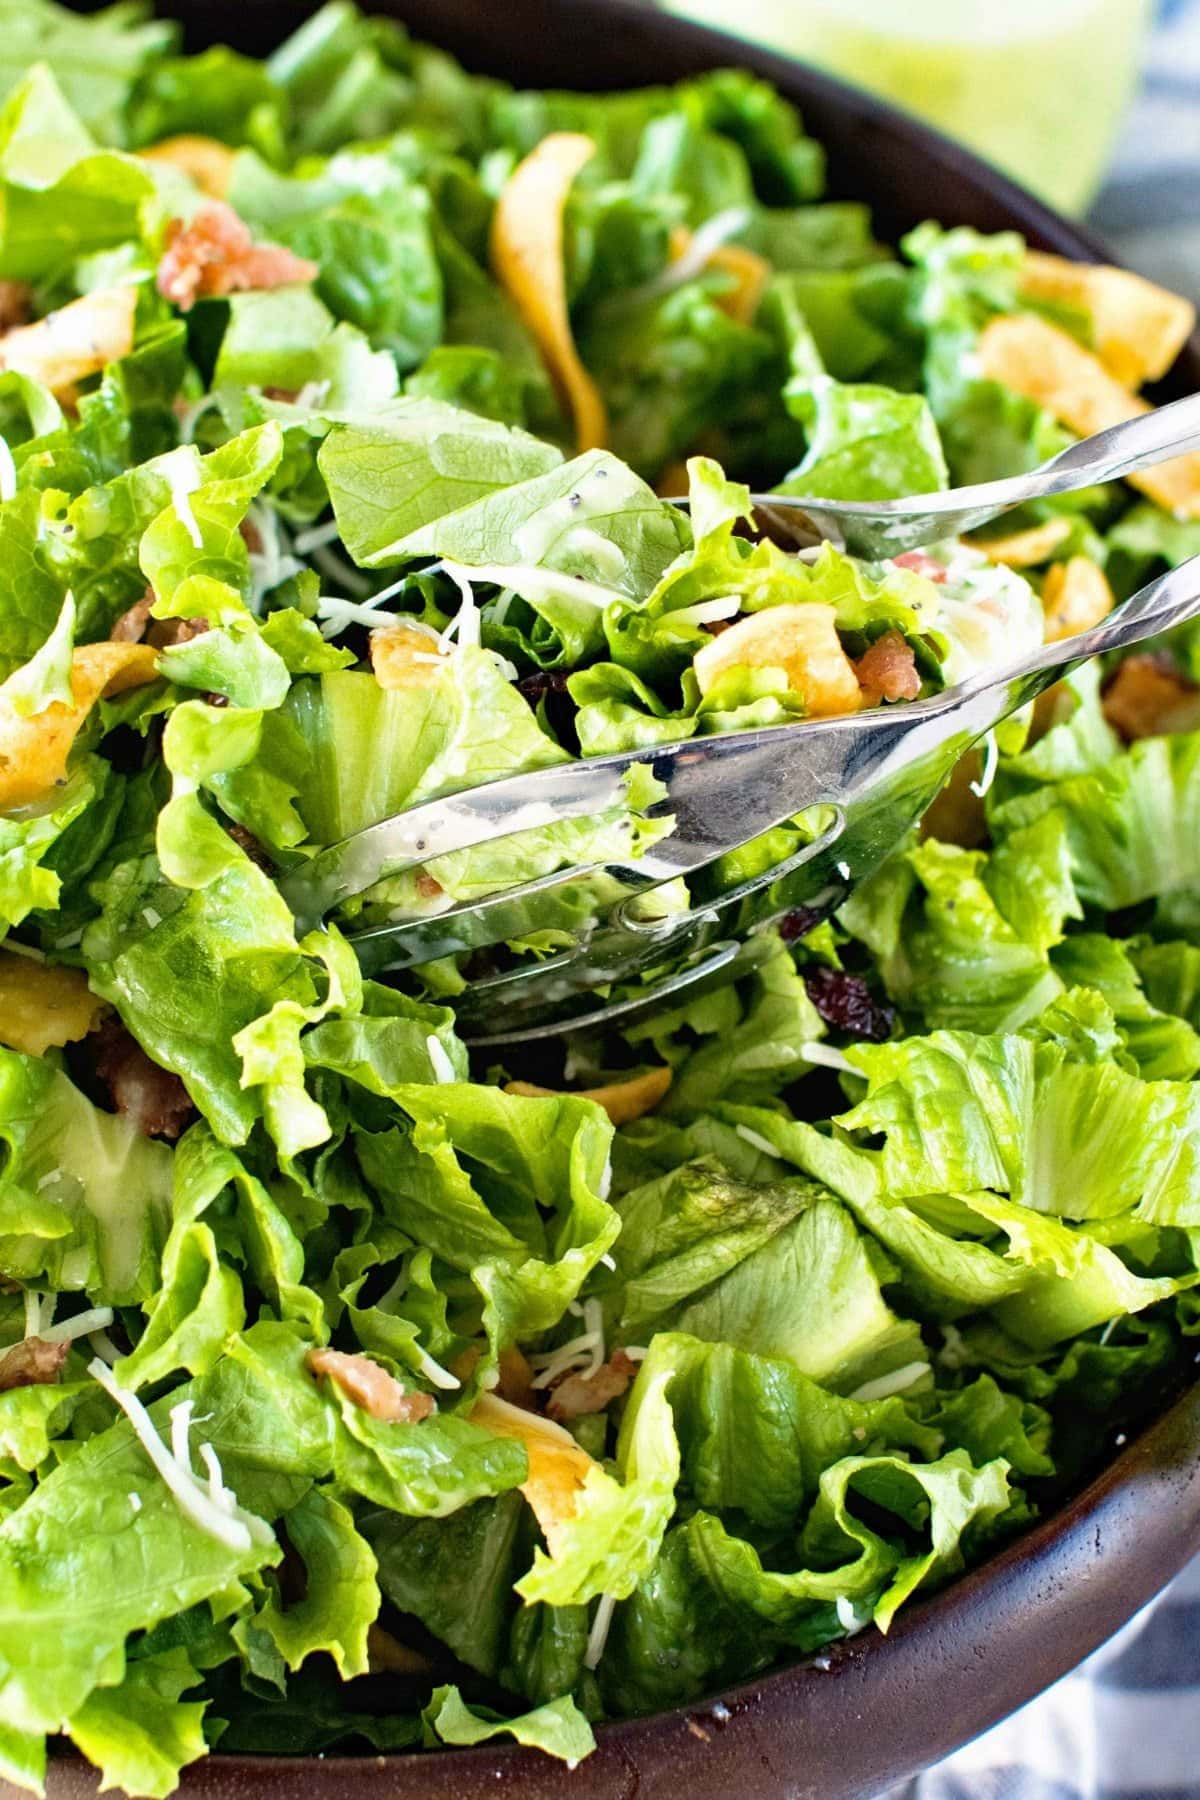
778;906;822;943
803;967;896;1042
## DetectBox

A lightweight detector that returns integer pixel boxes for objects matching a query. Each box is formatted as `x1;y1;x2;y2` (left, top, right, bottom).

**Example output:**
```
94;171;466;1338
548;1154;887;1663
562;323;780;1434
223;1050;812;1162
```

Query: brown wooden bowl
26;4;1200;1795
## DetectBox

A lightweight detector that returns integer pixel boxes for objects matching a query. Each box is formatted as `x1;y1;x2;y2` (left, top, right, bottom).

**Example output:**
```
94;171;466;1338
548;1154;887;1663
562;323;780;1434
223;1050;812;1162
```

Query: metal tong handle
671;393;1200;557
280;550;1200;937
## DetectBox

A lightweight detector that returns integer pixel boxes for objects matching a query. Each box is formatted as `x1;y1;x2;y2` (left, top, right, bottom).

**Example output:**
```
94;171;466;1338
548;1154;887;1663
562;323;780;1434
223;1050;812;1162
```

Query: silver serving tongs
280;550;1200;1045
710;392;1200;556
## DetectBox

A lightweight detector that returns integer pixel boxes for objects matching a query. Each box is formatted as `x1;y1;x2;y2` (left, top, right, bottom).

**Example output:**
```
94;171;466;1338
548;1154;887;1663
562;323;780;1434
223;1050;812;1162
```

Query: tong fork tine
278;551;1200;1045
669;393;1200;559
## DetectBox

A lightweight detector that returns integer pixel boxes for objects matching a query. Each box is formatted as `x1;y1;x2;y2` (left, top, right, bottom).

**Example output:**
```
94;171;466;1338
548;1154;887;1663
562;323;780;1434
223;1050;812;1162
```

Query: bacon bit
893;551;947;582
497;1345;536;1409
307;1348;435;1424
0;281;31;333
1102;653;1200;741
0;1336;69;1392
506;1064;672;1127
0;952;106;1058
156;202;318;314
146;614;209;650
415;871;444;900
547;1349;637;1422
854;630;921;706
0;286;138;397
238;515;264;555
92;1016;194;1140
366;1624;434;1676
141;135;236;200
226;823;272;870
110;592;156;644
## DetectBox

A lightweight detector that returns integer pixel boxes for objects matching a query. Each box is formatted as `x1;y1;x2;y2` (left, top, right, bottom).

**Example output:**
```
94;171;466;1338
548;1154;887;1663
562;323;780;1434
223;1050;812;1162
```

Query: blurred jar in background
663;0;1152;214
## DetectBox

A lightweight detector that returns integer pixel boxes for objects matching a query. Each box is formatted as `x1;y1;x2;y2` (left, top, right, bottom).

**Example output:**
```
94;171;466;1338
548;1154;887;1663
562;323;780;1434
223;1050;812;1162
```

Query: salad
2;1;1200;1792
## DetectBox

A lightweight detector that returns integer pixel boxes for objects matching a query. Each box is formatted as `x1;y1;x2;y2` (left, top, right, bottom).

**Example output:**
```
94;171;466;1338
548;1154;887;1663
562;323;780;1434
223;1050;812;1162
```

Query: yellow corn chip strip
667;224;770;326
0;285;138;397
491;132;607;453
969;517;1072;569
471;1393;596;1553
370;623;446;691
0;641;159;812
505;1065;672;1127
977;313;1200;518
692;603;861;717
1041;555;1115;644
0;952;105;1057
1020;250;1195;388
141;135;236;199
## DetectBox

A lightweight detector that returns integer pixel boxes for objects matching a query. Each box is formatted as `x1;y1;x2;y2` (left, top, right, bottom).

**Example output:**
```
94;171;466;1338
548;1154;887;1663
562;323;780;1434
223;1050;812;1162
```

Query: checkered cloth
891;5;1200;1794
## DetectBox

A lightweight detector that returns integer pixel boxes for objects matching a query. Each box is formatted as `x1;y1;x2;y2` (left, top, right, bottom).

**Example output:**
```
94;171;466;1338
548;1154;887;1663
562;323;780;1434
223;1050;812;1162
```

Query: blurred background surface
664;0;1199;292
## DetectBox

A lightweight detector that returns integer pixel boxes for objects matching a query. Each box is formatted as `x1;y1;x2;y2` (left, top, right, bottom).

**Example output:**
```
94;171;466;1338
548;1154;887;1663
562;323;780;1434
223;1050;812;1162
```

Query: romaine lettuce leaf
422;1685;594;1768
0;1048;172;1303
65;1649;208;1800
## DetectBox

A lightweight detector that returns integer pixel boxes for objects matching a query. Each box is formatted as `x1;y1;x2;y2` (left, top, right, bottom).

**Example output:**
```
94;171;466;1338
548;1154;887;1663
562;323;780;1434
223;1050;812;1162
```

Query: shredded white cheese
2;939;46;961
735;1123;782;1159
611;205;751;315
835;1595;867;1634
584;1592;617;1670
311;543;373;598
292;518;342;556
849;1361;931;1403
89;1359;270;1552
412;1347;461;1392
800;1041;859;1076
88;1327;121;1366
23;1290;44;1338
665;596;742;629
244;502;304;608
425;1035;457;1085
438;564;480;649
317;595;401;635
167;464;204;551
41;1306;115;1345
